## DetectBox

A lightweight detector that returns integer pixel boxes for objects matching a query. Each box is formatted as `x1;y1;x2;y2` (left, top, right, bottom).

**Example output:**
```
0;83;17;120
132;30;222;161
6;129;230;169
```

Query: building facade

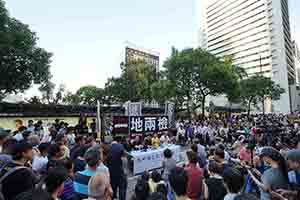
125;42;160;72
199;0;295;113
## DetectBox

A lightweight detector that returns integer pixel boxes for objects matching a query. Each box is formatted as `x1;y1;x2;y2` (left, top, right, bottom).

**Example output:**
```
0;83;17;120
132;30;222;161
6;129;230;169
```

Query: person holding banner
151;133;160;149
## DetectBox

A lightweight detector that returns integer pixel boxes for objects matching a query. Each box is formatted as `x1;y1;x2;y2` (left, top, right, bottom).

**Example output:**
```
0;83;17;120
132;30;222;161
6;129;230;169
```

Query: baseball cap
286;149;300;162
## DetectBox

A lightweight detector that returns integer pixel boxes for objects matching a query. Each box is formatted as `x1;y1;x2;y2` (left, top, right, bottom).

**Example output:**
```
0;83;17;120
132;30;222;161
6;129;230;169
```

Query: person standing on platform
152;133;160;148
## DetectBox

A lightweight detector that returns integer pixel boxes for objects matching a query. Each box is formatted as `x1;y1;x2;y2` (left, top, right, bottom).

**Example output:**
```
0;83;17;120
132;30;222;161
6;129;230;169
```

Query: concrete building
199;0;295;113
124;42;160;72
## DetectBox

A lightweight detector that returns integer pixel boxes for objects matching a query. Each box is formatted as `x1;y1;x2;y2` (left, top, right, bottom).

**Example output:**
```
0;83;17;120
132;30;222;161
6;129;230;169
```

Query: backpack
0;163;27;200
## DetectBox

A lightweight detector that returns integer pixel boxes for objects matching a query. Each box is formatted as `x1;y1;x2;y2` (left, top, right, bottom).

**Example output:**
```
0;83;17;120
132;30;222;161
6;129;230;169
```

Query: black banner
112;116;129;136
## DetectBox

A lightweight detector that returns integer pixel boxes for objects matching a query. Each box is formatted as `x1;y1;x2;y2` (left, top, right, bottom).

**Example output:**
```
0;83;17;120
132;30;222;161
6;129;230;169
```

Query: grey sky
4;0;300;96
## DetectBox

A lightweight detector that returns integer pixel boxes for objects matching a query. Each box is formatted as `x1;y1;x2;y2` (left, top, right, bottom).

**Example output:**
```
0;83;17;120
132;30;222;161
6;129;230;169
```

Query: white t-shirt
14;133;24;141
32;155;48;172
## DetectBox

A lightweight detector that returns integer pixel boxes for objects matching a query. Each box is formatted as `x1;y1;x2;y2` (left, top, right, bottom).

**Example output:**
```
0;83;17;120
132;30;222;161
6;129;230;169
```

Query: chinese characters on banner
129;116;169;134
112;116;169;137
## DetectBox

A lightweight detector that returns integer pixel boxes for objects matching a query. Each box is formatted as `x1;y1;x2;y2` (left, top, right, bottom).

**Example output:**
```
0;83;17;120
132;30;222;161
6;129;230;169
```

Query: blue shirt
74;169;96;198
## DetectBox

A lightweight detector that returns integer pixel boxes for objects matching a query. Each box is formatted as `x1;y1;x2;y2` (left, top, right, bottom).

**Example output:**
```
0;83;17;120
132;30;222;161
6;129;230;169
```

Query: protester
148;170;165;193
59;158;76;200
73;146;87;173
286;149;300;186
184;150;203;200
70;135;85;160
32;142;50;173
152;133;161;148
74;148;101;199
203;161;227;200
222;167;244;200
0;128;10;153
162;148;176;181
88;171;113;200
248;147;289;200
44;167;68;200
0;141;38;200
107;136;127;200
131;179;150;200
169;167;190;200
0;138;17;164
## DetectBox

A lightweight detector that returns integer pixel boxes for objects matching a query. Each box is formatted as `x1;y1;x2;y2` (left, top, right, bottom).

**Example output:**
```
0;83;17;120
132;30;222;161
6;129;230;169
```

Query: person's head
186;150;198;164
169;167;188;197
75;135;84;146
153;133;158;138
49;143;65;159
28;120;34;126
62;158;74;178
27;135;40;147
191;144;198;153
260;147;289;181
2;138;17;154
55;119;60;124
92;118;96;122
214;147;225;163
55;134;67;145
12;141;33;161
151;170;162;183
134;179;150;200
286;149;300;171
163;148;173;159
207;160;222;176
44;167;68;198
141;171;150;181
38;142;50;157
15;119;23;130
88;172;110;200
223;167;244;194
113;136;122;143
84;148;101;168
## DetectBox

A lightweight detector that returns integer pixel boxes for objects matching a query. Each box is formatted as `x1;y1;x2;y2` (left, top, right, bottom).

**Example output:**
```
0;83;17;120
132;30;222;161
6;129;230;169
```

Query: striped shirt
60;178;76;200
74;169;96;199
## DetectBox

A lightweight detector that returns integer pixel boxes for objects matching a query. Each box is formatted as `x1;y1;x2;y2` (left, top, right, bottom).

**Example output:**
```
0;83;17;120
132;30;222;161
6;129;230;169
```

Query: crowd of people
130;114;300;200
0;114;299;200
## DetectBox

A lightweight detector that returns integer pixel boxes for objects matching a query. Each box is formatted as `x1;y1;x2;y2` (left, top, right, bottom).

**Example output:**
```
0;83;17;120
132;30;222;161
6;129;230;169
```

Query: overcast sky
4;0;300;96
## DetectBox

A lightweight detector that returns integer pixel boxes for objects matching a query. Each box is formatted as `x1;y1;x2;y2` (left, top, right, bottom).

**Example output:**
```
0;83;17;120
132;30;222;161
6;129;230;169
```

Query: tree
39;81;55;104
240;74;285;116
76;85;105;106
163;48;240;115
63;91;81;105
151;79;175;104
0;0;52;100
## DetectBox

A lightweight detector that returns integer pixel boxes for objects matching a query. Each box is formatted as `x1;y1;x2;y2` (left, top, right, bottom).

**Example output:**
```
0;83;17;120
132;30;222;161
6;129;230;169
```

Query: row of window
207;0;263;31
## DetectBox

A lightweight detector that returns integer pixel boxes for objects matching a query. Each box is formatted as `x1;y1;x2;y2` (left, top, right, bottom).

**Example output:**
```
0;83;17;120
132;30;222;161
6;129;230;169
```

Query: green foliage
39;82;65;104
240;74;285;116
0;0;52;99
76;85;105;106
163;48;240;115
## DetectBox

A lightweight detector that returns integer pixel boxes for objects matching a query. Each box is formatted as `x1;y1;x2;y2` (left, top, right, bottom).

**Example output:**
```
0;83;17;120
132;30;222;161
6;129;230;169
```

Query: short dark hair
62;158;74;171
163;148;172;158
186;150;198;164
214;147;225;159
44;167;68;194
84;149;100;167
169;167;188;196
191;144;198;153
2;138;17;154
38;143;50;154
141;171;150;181
48;143;62;158
223;167;244;193
208;160;222;174
151;170;162;183
134;179;150;200
12;141;33;160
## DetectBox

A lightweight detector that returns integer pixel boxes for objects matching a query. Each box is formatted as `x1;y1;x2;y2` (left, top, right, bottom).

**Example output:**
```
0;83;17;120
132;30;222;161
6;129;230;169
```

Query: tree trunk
262;98;265;115
247;100;251;117
202;96;206;117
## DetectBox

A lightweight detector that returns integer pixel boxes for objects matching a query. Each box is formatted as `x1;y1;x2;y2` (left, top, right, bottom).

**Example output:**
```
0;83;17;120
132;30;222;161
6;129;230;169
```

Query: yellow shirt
151;137;160;148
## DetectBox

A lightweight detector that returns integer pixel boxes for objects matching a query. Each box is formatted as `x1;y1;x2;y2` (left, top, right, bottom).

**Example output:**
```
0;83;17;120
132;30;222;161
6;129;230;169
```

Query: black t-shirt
0;162;38;200
205;177;227;200
107;143;125;180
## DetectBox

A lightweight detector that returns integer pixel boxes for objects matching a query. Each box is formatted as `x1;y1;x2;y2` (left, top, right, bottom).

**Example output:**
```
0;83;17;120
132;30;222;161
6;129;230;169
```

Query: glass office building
199;0;295;113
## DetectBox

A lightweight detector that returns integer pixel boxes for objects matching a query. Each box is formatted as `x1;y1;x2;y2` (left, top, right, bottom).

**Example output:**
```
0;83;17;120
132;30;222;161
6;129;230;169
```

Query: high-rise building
199;0;295;113
293;41;300;85
124;42;160;72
